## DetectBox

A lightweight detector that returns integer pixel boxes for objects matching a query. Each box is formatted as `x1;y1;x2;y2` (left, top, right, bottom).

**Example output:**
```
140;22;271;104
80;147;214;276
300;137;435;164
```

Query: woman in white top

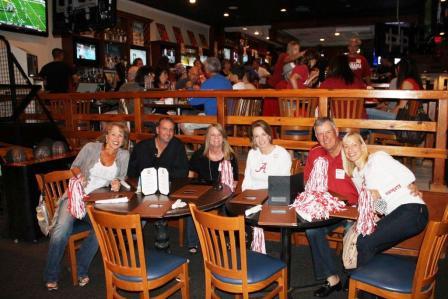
342;132;428;267
242;120;291;191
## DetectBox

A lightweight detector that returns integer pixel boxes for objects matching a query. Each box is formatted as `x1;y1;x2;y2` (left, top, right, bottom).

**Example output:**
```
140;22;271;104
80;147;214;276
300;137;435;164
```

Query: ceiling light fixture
254;31;260;35
320;38;325;42
266;36;270;40
223;12;229;17
280;8;287;12
334;32;340;36
242;27;247;31
189;0;196;3
441;32;446;36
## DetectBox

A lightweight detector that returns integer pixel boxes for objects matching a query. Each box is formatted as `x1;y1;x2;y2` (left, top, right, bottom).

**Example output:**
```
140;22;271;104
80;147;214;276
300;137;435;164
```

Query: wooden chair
189;203;287;299
75;100;92;131
231;98;262;137
278;97;318;140
86;205;189;299
329;97;365;133
35;170;89;286
348;211;448;299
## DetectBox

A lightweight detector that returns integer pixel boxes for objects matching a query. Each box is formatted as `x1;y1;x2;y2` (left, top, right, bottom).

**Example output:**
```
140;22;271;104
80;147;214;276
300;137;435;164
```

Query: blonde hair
97;122;130;150
342;132;369;176
203;124;234;160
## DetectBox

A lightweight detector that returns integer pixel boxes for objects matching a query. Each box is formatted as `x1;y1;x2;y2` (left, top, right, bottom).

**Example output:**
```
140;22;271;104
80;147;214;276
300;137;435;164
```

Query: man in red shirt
347;37;371;85
304;117;358;297
268;40;302;88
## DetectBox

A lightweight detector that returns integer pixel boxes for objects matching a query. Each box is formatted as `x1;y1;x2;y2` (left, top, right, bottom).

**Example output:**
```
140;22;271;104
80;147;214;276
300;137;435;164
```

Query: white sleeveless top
84;160;118;194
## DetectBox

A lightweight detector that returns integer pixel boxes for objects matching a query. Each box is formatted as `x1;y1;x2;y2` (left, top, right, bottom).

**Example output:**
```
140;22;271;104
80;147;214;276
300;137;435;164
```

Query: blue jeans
357;204;428;267
44;198;98;282
185;216;198;248
305;220;347;280
366;108;396;120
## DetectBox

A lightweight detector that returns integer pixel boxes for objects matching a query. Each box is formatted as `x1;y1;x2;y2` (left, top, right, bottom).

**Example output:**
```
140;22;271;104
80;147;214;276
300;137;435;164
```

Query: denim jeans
43;198;98;282
305;220;346;280
357;203;428;267
185;216;198;248
366;108;396;120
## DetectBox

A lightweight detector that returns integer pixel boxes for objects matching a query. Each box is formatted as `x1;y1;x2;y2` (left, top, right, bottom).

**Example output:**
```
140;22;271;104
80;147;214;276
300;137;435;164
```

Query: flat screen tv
0;0;48;36
53;0;116;35
74;40;99;66
130;48;147;65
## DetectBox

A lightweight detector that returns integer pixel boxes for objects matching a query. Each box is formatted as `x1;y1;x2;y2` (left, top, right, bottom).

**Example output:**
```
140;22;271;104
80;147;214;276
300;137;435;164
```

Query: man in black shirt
39;48;75;93
127;117;188;251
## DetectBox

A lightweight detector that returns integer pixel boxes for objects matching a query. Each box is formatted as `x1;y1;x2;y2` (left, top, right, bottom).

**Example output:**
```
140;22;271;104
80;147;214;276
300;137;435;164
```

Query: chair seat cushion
213;250;286;285
114;250;188;282
351;254;417;293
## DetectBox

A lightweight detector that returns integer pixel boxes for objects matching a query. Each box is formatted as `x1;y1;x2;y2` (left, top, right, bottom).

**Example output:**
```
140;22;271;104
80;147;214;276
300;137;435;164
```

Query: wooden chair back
291;158;304;175
86;206;148;289
412;216;448;298
35;169;73;220
189;204;249;288
278;97;318;141
329;97;364;119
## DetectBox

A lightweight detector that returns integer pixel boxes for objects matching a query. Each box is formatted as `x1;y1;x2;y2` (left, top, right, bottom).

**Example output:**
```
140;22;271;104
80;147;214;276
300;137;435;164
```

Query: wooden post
134;97;142;135
217;95;225;127
431;98;448;191
319;96;328;117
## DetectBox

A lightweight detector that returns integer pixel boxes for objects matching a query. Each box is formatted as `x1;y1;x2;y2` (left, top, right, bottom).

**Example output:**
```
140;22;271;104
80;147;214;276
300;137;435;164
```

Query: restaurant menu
140;167;170;195
170;184;212;200
230;189;268;205
258;204;297;227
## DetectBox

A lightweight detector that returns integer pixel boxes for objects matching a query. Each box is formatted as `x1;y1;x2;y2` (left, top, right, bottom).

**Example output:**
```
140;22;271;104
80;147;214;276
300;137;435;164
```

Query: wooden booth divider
35;89;448;191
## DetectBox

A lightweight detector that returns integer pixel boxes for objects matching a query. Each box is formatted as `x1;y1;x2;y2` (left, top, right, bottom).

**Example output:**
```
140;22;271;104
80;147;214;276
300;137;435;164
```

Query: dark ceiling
132;0;424;27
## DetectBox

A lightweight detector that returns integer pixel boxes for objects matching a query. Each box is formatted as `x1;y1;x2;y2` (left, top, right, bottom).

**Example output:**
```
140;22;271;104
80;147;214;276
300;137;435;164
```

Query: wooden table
92;179;233;219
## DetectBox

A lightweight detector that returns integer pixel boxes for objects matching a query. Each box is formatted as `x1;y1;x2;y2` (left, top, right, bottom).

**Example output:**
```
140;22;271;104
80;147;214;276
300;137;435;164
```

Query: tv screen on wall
0;0;48;36
74;39;99;66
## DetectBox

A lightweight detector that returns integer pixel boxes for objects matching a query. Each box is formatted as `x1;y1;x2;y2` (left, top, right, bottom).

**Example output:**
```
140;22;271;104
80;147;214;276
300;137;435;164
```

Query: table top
225;199;342;230
93;179;233;218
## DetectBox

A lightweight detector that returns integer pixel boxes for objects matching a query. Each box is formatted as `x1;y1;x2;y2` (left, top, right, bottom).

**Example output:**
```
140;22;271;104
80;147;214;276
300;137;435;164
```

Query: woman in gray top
44;122;130;291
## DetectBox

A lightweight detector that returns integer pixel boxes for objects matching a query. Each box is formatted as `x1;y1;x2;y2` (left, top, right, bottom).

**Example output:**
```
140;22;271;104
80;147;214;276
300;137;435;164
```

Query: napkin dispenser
267;172;304;206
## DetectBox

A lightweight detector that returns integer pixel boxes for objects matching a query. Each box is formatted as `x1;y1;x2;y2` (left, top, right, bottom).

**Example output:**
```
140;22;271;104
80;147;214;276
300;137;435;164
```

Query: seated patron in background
252;59;270;86
242;120;291;191
182;57;232;135
153;67;171;89
186;124;239;253
304;117;359;297
366;58;423;120
288;48;319;89
39;48;76;93
268;40;302;88
127;117;189;251
44;122;130;291
342;133;428;268
231;65;257;90
347;37;371;85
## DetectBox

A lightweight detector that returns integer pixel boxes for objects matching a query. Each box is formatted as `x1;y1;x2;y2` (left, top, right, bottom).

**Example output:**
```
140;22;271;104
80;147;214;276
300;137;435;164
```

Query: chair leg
67;239;78;286
178;218;185;247
348;279;357;299
180;263;190;298
279;268;288;299
205;273;212;299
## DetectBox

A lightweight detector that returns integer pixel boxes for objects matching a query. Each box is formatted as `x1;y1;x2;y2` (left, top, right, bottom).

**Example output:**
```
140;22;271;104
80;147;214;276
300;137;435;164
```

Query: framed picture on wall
187;30;198;47
156;23;169;41
172;26;184;44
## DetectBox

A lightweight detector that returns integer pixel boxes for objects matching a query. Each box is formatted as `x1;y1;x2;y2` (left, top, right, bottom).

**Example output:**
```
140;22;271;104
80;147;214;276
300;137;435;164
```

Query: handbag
36;194;51;236
342;222;360;269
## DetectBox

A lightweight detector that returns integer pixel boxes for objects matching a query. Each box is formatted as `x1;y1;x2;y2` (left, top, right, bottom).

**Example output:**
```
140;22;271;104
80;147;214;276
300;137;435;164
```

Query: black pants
357;203;428;268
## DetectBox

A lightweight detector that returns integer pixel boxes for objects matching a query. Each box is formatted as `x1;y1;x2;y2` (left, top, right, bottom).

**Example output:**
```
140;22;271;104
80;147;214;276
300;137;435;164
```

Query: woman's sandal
45;282;58;291
78;276;90;287
188;246;198;254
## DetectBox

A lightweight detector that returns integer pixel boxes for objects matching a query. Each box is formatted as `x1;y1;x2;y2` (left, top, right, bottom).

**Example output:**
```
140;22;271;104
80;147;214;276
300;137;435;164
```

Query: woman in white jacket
342;132;428;267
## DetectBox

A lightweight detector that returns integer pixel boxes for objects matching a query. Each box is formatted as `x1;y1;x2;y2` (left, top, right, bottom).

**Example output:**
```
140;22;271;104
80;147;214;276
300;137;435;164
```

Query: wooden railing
35;89;448;191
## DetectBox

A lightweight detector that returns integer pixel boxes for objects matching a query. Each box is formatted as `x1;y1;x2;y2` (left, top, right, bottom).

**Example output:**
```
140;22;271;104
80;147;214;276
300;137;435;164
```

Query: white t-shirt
242;145;292;191
352;151;424;215
84;160;118;194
